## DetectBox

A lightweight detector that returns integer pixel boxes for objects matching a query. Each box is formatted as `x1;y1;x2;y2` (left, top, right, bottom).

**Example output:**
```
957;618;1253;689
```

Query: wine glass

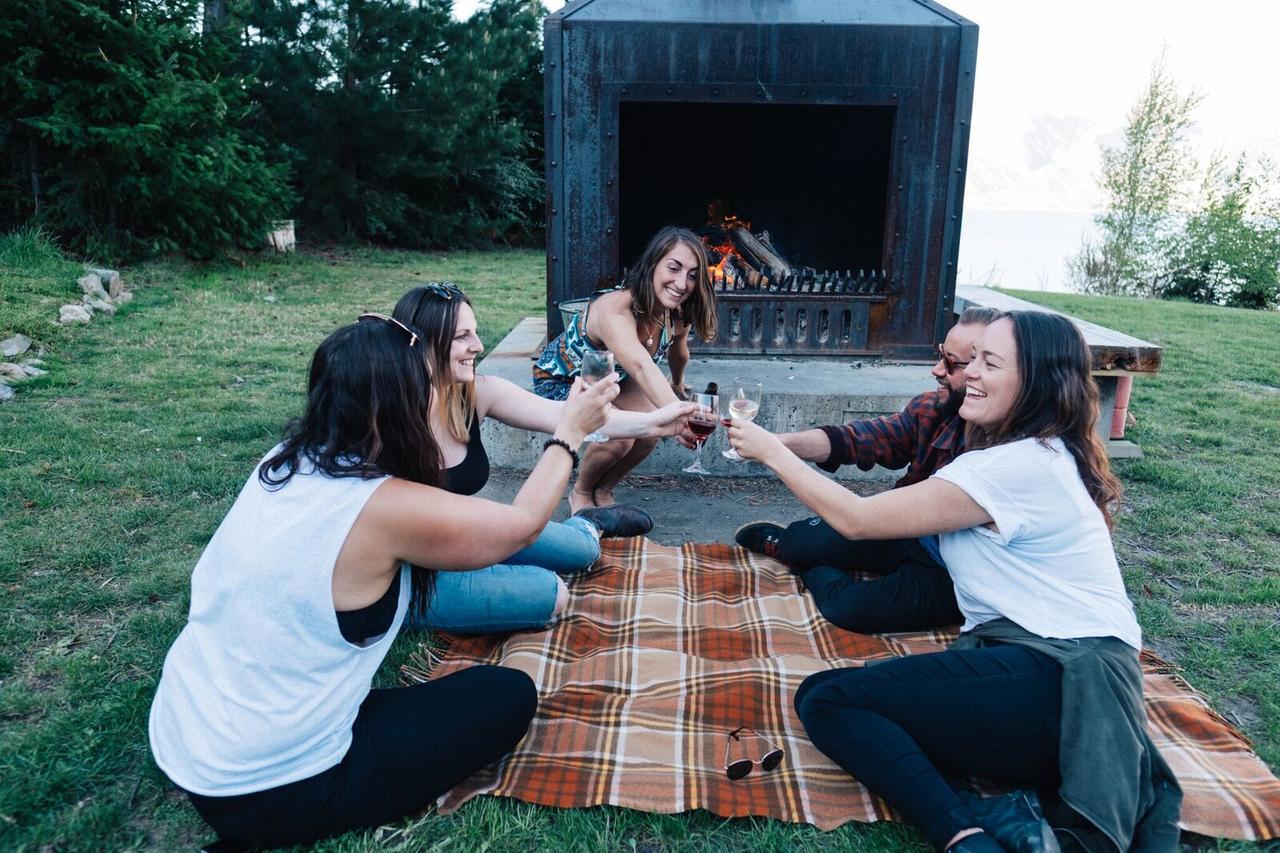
721;376;763;462
579;350;614;443
682;392;719;474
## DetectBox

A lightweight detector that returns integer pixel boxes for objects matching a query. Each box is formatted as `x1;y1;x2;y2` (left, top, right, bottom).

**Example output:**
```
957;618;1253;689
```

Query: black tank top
440;415;489;496
336;570;401;645
334;416;487;642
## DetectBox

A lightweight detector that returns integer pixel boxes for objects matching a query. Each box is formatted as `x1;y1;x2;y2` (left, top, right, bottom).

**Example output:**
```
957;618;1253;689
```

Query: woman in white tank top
149;313;617;848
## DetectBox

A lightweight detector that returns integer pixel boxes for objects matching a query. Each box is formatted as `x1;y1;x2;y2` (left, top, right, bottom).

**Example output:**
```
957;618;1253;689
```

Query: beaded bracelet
543;437;579;470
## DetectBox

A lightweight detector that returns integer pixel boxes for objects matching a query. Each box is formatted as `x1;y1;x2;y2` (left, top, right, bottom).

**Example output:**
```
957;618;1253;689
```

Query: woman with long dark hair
728;312;1180;852
534;225;718;515
392;283;693;633
149;315;616;848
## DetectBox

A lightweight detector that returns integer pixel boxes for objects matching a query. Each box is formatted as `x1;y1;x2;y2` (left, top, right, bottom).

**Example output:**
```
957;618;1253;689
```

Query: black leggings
796;644;1062;851
780;517;961;633
187;666;537;848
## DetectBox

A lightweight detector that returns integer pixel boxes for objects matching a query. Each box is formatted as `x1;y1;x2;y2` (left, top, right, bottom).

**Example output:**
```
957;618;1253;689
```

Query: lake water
957;208;1100;293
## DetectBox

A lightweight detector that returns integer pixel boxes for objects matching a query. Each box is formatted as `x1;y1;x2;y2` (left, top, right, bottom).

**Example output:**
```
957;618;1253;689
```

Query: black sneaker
574;504;653;538
734;521;786;561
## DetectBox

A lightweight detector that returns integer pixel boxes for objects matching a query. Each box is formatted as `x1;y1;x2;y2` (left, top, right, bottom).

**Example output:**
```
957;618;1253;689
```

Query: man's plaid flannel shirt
815;390;963;488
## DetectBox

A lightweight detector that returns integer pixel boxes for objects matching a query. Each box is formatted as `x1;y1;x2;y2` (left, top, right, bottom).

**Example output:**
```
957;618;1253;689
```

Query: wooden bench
954;285;1163;458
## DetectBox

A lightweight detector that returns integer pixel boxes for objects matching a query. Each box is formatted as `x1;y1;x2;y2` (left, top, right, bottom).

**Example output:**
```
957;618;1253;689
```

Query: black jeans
187;666;537;849
779;517;961;633
796;644;1063;851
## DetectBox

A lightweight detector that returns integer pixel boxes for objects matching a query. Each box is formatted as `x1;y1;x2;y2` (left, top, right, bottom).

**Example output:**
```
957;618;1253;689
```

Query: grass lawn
1;238;1276;851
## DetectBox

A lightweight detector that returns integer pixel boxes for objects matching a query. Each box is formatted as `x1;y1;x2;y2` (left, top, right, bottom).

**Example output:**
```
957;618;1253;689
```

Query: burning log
729;227;792;278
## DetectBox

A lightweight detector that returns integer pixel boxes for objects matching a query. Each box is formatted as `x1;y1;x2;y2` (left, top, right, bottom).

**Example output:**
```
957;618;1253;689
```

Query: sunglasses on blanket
724;727;784;780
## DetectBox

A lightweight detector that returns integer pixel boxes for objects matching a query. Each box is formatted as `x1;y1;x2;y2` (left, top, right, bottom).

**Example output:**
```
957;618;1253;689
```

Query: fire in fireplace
544;0;978;359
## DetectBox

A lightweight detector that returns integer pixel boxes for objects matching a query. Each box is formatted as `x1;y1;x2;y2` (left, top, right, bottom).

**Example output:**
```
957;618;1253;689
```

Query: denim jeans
412;516;600;633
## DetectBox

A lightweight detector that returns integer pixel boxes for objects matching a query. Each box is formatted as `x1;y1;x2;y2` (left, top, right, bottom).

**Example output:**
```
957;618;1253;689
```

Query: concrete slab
474;469;884;548
480;316;939;479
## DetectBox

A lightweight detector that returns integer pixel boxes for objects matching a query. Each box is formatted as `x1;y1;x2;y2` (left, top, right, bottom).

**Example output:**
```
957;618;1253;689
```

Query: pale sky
454;0;1280;213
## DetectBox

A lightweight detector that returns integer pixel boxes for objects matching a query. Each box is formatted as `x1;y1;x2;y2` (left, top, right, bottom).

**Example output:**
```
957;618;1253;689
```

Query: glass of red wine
682;392;719;474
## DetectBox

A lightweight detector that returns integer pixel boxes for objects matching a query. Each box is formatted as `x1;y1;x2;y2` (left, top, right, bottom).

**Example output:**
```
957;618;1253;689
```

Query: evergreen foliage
0;0;546;259
239;0;544;248
0;0;292;259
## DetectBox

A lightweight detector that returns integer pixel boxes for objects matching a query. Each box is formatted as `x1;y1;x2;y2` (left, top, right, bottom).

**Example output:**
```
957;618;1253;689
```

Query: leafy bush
1071;57;1280;309
1069;58;1201;298
0;1;293;260
1164;157;1280;310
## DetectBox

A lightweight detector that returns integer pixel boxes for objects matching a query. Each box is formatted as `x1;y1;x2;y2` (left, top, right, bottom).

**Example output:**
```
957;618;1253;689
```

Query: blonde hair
392;283;476;444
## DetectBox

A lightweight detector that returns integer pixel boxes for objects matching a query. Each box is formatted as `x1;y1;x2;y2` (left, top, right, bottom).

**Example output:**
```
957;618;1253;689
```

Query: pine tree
0;0;293;259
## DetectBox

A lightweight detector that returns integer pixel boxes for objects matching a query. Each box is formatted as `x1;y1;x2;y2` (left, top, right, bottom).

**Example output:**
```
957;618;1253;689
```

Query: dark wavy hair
624;225;718;342
393;282;475;445
259;318;441;615
965;311;1123;528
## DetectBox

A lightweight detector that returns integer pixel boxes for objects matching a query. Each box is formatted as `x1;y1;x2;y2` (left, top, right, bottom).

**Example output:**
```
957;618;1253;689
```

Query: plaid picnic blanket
408;538;1280;840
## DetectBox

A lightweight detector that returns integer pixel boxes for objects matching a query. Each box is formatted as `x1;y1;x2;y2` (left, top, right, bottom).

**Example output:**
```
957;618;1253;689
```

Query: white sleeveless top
149;449;410;796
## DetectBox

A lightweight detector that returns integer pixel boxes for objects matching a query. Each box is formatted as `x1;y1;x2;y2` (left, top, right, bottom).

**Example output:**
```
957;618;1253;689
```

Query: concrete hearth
481;317;935;480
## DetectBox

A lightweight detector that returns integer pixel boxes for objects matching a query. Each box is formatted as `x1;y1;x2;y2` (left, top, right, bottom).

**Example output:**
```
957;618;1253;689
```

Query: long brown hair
259;318;441;616
965;311;1123;528
393;283;475;444
623;226;718;342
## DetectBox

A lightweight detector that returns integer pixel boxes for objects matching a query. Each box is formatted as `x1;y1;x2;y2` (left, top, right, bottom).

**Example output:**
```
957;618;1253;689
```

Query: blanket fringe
399;631;456;685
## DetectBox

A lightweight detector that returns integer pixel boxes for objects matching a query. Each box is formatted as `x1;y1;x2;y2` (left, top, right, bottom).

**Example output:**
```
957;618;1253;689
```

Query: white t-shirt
933;437;1141;649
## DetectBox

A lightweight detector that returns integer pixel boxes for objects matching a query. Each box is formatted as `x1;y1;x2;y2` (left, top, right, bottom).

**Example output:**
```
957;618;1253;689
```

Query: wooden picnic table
954;286;1163;457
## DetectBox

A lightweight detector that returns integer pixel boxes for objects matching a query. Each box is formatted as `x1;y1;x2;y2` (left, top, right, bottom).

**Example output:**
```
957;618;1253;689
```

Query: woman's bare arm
728;419;991;540
590;294;682;408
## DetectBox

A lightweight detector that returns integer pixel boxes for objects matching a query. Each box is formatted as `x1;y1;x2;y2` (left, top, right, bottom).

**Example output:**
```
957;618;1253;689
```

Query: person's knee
795;670;874;723
629;436;658;456
551;576;570;619
474;665;538;728
814;593;883;634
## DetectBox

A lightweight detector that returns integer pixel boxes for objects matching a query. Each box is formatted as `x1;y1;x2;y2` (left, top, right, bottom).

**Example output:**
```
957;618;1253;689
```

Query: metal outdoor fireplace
543;0;977;359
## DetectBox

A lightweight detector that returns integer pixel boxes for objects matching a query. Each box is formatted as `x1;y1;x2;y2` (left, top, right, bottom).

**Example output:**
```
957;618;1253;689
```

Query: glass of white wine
721;376;762;462
579;350;614;443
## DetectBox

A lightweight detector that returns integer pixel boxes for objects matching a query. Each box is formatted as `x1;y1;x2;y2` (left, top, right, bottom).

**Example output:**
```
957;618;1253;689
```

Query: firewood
730;227;792;276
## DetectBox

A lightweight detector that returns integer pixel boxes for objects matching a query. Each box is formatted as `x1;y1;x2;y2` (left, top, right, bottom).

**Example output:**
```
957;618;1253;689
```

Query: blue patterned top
532;292;672;400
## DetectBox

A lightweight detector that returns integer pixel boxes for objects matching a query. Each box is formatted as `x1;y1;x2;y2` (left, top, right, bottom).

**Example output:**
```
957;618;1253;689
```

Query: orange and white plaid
412;539;1280;840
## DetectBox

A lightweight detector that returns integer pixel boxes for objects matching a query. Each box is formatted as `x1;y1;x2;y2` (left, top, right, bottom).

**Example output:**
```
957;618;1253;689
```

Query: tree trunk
203;0;229;36
28;134;41;215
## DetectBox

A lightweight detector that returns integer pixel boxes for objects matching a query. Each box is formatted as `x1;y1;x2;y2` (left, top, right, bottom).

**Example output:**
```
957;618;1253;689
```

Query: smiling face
931;321;986;400
959;317;1021;428
446;302;483;384
649;240;701;312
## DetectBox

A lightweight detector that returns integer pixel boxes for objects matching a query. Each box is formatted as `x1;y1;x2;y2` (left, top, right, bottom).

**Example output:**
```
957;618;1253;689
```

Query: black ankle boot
956;789;1061;853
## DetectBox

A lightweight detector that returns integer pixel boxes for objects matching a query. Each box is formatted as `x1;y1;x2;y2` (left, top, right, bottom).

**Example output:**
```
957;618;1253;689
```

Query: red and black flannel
816;390;963;488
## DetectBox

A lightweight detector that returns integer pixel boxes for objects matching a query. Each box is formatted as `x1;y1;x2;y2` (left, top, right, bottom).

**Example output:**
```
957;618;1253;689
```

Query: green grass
0;246;1276;850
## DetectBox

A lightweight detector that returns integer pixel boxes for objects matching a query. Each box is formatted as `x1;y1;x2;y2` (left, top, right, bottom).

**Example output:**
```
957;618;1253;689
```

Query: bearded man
735;306;1000;633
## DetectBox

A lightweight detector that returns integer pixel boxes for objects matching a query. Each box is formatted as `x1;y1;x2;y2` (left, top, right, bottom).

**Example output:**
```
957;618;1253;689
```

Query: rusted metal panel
544;0;977;359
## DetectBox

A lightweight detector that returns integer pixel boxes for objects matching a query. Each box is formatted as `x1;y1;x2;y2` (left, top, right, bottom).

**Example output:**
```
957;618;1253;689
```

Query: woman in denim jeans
392;283;693;634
